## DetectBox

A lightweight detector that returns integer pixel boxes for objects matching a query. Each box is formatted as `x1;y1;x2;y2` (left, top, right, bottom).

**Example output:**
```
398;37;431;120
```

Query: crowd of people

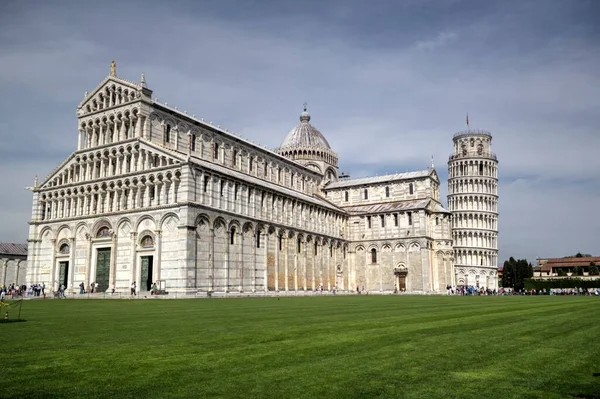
0;283;46;299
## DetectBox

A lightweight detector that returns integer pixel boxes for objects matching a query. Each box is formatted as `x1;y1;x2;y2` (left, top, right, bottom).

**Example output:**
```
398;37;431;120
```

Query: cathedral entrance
140;256;154;292
394;266;408;292
95;248;111;292
58;261;69;288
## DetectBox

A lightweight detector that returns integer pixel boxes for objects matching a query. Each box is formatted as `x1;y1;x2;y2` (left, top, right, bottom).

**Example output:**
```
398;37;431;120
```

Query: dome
279;105;331;150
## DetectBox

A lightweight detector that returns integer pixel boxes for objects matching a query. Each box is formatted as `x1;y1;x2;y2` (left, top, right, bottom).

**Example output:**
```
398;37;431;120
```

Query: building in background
0;243;27;287
447;129;499;289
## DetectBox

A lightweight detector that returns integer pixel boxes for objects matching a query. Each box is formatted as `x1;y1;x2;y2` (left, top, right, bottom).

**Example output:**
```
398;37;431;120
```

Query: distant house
0;243;28;286
533;256;600;278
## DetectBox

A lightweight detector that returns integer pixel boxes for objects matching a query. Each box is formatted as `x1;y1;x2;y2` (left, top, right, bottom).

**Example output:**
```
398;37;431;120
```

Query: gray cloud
0;0;598;263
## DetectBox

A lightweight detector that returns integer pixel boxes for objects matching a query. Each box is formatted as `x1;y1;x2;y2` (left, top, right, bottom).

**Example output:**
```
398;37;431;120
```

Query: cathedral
25;63;499;295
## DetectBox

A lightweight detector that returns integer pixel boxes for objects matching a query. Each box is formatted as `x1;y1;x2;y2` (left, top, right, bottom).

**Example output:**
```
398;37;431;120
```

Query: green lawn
2;296;599;398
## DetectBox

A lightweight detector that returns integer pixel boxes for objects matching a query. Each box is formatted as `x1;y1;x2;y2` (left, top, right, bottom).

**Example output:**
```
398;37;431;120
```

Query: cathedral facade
25;64;498;295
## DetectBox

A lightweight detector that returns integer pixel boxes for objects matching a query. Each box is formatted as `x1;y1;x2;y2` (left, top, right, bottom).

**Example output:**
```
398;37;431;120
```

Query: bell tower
447;127;499;289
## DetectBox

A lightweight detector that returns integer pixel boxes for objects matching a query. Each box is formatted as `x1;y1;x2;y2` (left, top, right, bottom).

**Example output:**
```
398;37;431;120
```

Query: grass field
2;295;599;398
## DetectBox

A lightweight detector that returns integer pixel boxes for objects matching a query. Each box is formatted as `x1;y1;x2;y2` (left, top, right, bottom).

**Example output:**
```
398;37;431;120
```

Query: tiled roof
325;169;432;189
342;199;431;215
539;257;600;271
0;243;28;257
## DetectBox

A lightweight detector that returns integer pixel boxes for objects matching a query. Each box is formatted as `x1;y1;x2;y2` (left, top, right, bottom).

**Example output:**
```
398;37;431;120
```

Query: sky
0;0;598;264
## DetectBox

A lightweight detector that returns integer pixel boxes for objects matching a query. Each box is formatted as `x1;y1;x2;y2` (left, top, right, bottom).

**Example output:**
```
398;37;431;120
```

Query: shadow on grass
0;319;27;324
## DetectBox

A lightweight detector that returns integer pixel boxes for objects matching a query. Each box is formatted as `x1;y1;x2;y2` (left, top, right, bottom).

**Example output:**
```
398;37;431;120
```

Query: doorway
96;248;111;292
140;256;154;291
397;274;406;291
58;261;69;288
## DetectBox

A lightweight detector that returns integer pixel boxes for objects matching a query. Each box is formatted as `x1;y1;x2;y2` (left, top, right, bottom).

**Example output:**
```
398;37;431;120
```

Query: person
111;284;116;295
90;282;95;294
130;281;136;296
94;282;99;293
151;282;157;295
79;282;85;294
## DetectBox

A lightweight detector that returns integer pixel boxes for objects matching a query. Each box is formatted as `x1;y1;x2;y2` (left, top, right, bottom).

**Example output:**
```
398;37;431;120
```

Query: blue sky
0;0;598;263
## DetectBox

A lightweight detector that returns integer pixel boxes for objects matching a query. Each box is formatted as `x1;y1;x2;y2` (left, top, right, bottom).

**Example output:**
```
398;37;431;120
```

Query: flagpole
466;113;470;132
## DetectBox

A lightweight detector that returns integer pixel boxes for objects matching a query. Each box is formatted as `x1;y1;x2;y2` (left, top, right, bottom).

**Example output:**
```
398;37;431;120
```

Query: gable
429;169;440;184
77;76;142;117
37;139;185;191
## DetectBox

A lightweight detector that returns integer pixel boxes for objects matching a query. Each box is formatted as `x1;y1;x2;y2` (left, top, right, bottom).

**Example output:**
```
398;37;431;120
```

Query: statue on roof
110;60;116;77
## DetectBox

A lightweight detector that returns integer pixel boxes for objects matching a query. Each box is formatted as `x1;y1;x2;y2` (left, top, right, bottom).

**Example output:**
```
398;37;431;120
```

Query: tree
557;268;566;277
589;262;599;276
501;257;533;290
573;266;583;276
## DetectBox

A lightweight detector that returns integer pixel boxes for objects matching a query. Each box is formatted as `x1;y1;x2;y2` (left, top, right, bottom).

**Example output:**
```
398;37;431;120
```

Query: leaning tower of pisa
448;129;499;289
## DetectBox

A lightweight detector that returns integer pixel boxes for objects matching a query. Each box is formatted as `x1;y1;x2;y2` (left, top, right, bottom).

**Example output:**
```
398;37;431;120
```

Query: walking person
130;281;136;296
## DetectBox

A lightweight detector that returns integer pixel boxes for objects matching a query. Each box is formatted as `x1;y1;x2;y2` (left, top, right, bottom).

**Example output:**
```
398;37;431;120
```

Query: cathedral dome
279;105;331;150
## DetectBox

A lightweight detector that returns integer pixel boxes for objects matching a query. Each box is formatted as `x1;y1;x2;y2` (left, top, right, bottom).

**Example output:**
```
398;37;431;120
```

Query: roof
279;107;331;150
539;257;600;272
342;199;431;215
325;169;433;189
0;243;28;257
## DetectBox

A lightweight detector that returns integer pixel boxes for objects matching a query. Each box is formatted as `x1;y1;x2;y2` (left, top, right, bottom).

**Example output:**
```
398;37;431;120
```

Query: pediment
77;76;144;117
37;139;185;191
429;169;440;184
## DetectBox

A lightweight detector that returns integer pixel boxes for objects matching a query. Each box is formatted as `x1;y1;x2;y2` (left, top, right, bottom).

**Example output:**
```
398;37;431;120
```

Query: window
97;226;110;238
314;242;318;255
220;181;224;197
233;150;238;166
367;216;372;229
264;162;268;177
479;164;483;175
165;124;171;143
248;188;252;203
344;191;349;202
59;243;70;254
249;156;254;172
297;238;302;253
140;235;154;248
191;134;196;152
230;228;236;245
330;245;333;258
256;231;261;248
213;142;219;160
394;213;398;227
409;183;414;195
385;186;390;197
371;248;377;264
203;176;209;193
436;217;439;225
380;215;385;227
408;212;413;225
278;168;282;183
278;235;283;251
364;189;368;200
234;184;238;200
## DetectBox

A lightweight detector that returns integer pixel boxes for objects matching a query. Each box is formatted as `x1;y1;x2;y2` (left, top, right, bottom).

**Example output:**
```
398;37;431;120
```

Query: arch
408;242;421;251
56;224;72;241
213;217;227;232
92;219;113;237
370;248;377;264
394;243;406;252
194;213;211;228
139;232;155;248
135;215;156;232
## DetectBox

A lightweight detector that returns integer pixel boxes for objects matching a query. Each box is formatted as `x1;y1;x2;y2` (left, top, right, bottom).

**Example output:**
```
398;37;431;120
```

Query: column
303;239;307;291
135;116;142;137
130;232;138;286
68;237;76;293
284;235;289;292
119;118;126;140
155;230;162;283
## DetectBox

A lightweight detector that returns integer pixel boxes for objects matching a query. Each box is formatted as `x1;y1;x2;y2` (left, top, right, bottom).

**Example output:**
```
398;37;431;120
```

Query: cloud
415;32;458;51
0;0;598;264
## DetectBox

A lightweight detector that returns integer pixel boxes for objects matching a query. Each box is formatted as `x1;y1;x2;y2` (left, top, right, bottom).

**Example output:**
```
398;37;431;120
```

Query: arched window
214;142;219;160
97;226;111;238
59;243;70;254
191;134;196;152
230;227;236;245
364;189;368;200
278;235;283;251
165;124;171;143
140;235;154;248
256;231;261;248
344;191;349;202
371;248;377;264
409;183;414;195
385;186;390;197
